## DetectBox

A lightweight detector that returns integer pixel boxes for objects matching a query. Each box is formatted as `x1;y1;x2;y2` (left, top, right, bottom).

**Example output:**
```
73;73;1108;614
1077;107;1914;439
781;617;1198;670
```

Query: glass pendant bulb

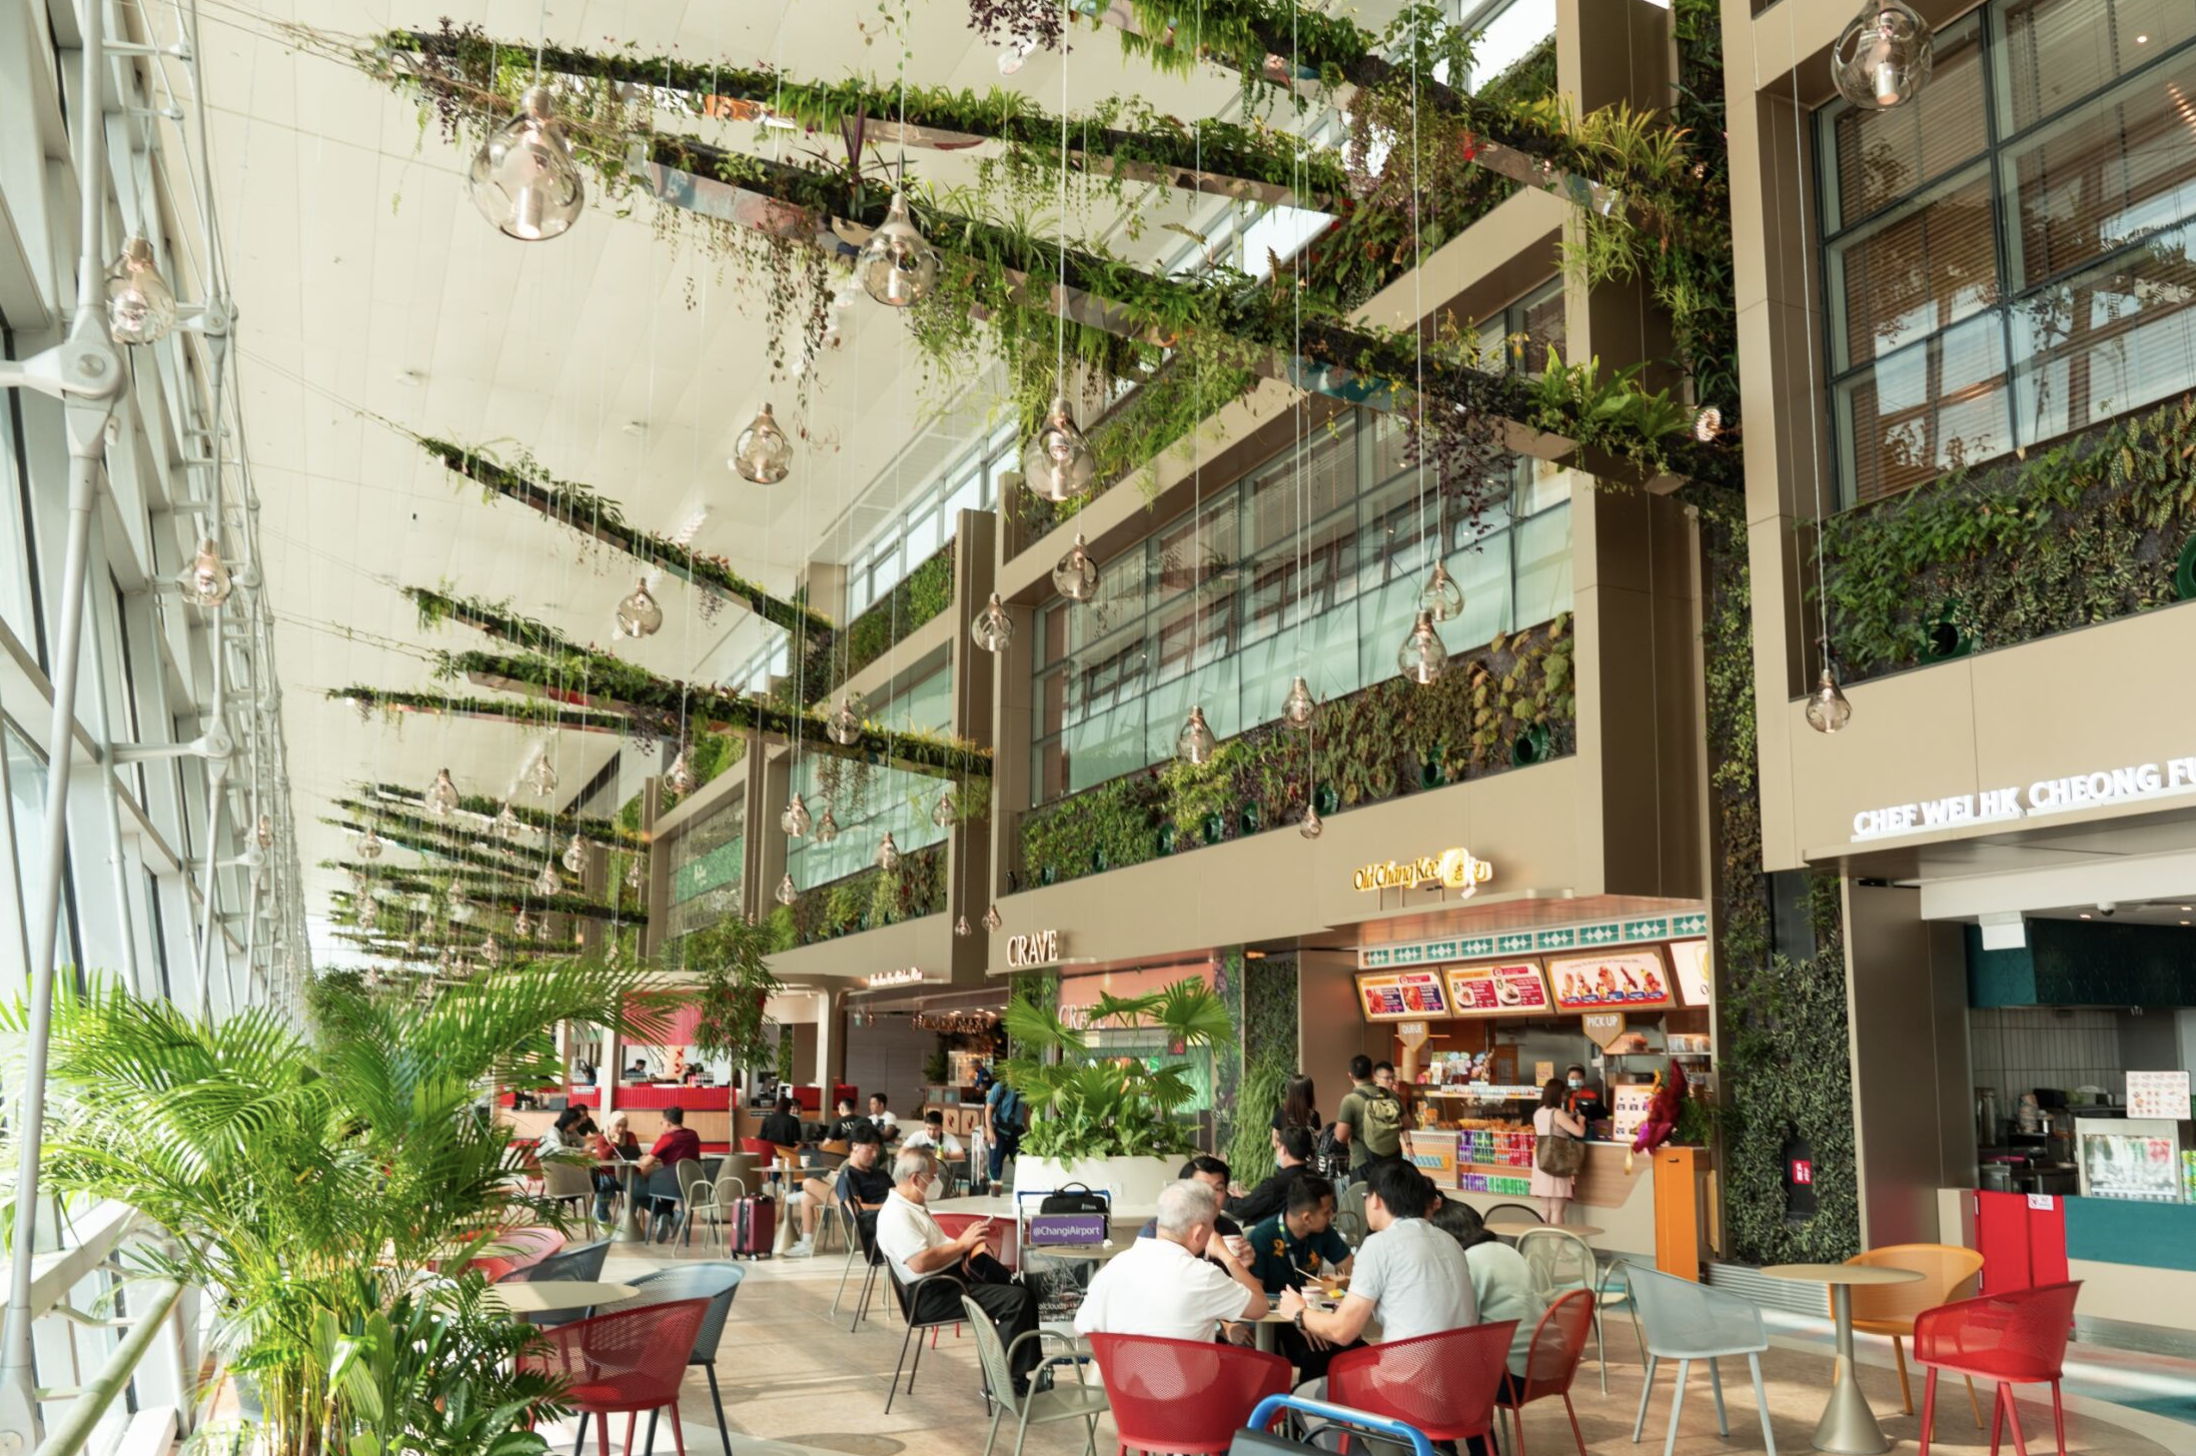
982;904;1003;933
104;236;177;345
1805;667;1854;734
781;792;812;838
176;539;234;606
856;191;940;307
482;935;503;968
448;888;473;923
1052;531;1101;601
955;913;973;938
1418;561;1464;622
561;831;589;875
355;825;385;861
775;872;799;906
972;592;1014;653
514;907;533;939
625;855;643;891
535;862;563;897
1397;610;1449;685
468;85;585;241
425;768;461;817
1176;705;1216;765
1281;676;1316;731
1023;396;1098;502
614;580;663;638
533;913;550;942
496;801;524;841
665;748;698;795
730;403;793;484
1831;2;1933;110
1301;802;1325;840
256;814;274;850
1693;405;1725;443
826;697;863;746
527;755;559;798
931;791;958;829
815;806;840;844
351;870;371;899
876;831;900;871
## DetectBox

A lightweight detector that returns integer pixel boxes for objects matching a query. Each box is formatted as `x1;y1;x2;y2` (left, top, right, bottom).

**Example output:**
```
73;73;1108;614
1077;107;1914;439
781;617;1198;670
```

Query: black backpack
1315;1122;1350;1180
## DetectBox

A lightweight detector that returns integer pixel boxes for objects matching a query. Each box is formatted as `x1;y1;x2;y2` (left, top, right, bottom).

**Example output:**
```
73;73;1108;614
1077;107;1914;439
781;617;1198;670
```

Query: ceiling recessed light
621;419;649;436
2079;913;2092;920
2182;920;2190;926
2136;33;2150;43
396;368;427;386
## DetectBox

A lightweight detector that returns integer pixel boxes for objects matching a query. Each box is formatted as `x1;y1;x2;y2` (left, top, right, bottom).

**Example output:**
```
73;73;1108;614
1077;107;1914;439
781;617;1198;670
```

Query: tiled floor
567;1239;2193;1456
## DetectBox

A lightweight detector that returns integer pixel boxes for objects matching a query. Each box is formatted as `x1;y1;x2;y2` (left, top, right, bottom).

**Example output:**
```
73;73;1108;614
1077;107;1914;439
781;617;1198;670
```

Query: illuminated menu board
1358;970;1450;1021
1444;961;1553;1016
1545;949;1674;1011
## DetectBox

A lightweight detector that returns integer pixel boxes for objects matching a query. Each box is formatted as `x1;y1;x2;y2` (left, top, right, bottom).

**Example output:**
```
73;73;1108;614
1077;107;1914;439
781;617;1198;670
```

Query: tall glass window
786;665;954;886
1820;0;2196;506
1030;412;1573;804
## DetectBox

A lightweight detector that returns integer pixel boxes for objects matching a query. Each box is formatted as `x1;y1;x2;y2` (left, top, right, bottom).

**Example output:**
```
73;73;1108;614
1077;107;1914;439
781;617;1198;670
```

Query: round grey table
1762;1262;1925;1454
483;1280;635;1315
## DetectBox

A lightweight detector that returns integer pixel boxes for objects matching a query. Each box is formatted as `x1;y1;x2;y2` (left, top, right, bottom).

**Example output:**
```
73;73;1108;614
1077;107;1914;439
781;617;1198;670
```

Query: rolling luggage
727;1192;776;1258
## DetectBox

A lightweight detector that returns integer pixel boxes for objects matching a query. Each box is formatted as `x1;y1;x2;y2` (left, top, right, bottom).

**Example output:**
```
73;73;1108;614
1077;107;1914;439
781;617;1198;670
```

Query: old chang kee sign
1851;755;2196;842
1353;847;1494;895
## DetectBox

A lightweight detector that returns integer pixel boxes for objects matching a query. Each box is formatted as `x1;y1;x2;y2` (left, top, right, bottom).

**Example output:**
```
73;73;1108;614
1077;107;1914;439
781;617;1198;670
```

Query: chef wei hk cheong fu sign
1850;755;2196;841
1353;847;1494;895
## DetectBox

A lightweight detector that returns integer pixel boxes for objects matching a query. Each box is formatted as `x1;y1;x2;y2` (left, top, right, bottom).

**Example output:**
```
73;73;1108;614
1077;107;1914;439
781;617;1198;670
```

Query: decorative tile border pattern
1359;911;1709;969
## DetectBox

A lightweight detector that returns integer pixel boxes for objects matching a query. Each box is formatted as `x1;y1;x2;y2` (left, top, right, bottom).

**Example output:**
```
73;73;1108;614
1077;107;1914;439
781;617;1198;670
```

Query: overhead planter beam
326;801;560;879
332;685;635;738
366;780;640;848
327;860;644;925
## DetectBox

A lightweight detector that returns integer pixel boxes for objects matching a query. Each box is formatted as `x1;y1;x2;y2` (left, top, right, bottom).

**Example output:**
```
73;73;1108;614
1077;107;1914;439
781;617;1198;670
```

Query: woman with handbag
1530;1077;1588;1225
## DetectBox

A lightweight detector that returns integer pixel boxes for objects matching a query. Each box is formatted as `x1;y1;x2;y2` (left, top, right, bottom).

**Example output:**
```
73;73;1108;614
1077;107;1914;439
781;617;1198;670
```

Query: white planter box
1012;1154;1178;1213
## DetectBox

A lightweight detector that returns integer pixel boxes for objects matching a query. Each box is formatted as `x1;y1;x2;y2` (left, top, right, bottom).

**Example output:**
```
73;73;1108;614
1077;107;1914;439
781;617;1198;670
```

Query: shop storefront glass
786;664;954;886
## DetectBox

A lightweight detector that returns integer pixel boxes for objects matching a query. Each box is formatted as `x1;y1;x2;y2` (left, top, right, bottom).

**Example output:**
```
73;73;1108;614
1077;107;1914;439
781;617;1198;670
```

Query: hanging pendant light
825;697;863;746
439;946;455;971
876;831;900;871
535;862;563;897
1281;676;1316;732
998;37;1036;73
482;935;503;968
856;191;940;307
955;913;973;938
1805;667;1854;734
425;767;461;816
1052;531;1101;601
526;755;558;798
665;748;699;795
625;856;643;891
1301;803;1325;840
256;814;274;850
561;831;589;875
355;825;385;861
1022;396;1098;501
448;886;472;922
1693;405;1725;443
176;540;234;606
982;904;1003;933
1831;2;1933;110
1176;705;1216;765
972;592;1014;653
468;86;585;241
533;913;550;942
730;403;793;484
514;907;533;939
350;869;371;899
781;792;812;838
815;806;840;844
931;791;958;829
614;580;664;638
104;236;177;345
496;801;525;841
775;872;800;906
1397;611;1449;685
1418;561;1464;622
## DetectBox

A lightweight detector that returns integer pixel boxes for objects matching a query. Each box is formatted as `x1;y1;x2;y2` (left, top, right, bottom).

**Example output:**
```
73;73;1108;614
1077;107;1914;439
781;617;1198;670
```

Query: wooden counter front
498;1107;733;1149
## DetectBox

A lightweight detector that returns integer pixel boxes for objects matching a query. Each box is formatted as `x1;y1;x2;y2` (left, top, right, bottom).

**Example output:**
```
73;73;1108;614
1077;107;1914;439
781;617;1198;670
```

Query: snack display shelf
1420;1084;1543;1099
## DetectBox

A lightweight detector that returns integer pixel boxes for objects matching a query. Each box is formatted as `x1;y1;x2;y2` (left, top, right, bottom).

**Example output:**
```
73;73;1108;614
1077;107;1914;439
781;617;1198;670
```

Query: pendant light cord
1056;0;1071;393
533;0;547;82
1784;0;1833;671
1410;13;1427;559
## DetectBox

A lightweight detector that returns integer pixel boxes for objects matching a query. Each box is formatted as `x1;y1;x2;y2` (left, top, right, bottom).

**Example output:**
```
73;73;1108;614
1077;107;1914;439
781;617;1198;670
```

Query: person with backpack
1335;1056;1406;1184
985;1072;1025;1185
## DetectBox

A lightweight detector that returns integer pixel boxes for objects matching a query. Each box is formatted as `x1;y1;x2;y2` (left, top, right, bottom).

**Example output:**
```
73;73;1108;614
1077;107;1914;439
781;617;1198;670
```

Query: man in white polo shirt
872;1145;1042;1393
1278;1158;1477;1347
1074;1179;1267;1344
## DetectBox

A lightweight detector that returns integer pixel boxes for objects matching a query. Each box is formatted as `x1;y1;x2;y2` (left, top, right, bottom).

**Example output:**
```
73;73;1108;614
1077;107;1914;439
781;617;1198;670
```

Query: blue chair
494;1238;611;1327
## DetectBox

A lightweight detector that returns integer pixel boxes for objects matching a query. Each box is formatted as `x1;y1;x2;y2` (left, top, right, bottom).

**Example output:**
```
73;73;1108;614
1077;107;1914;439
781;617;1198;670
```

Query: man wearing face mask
1563;1063;1608;1127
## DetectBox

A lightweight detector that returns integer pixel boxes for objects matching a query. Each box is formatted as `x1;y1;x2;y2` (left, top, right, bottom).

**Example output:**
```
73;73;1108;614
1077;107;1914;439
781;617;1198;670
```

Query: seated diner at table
873;1146;1043;1395
1074;1179;1266;1345
790;1121;889;1257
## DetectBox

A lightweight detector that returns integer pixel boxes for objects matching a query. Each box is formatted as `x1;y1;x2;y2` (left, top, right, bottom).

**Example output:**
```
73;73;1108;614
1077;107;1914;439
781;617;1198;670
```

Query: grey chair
675;1161;720;1248
836;1186;886;1328
1334;1180;1371;1248
963;1295;1105;1456
494;1239;610;1327
882;1265;967;1413
1627;1262;1778;1456
539;1159;599;1233
590;1262;747;1456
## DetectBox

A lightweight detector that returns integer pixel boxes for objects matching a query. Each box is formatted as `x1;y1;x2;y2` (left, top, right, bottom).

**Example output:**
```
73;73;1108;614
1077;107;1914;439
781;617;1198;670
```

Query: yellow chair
1841;1243;1986;1423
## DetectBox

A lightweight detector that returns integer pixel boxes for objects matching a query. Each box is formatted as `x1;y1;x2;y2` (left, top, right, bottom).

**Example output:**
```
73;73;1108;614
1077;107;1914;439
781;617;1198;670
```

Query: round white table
483;1280;636;1315
1761;1263;1925;1454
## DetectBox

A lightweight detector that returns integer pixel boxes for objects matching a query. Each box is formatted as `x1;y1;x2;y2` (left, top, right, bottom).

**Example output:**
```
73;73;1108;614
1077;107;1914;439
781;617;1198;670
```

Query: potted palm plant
1001;977;1234;1207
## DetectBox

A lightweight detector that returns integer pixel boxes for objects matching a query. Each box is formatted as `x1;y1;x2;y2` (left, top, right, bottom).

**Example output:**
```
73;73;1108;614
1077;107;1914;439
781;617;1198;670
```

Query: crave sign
1445;961;1552;1015
1005;929;1062;969
1546;949;1673;1011
1353;847;1494;895
1850;755;2196;841
1358;970;1450;1020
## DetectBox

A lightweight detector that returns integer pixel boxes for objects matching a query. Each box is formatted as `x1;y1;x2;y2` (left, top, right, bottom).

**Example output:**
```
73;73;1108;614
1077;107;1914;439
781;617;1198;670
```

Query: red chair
1913;1281;2081;1456
523;1298;711;1456
1086;1332;1291;1456
1495;1291;1596;1456
469;1226;567;1282
1327;1323;1514;1452
933;1213;1019;1272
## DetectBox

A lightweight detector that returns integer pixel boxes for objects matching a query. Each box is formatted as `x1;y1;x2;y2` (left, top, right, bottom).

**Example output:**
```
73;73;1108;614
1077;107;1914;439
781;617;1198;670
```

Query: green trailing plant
0;961;666;1456
682;914;786;1075
923;1037;953;1087
761;844;948;949
1002;977;1236;1162
795;542;958;707
1818;392;2196;681
1227;953;1299;1187
367;777;639;847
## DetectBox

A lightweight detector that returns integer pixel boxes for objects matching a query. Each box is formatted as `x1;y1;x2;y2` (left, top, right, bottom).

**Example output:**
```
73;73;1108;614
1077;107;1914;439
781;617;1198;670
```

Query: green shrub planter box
1511;724;1552;767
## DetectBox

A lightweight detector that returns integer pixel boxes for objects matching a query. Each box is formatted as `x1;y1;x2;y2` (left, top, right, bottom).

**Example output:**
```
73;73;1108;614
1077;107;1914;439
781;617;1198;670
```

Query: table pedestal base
1813;1286;1892;1455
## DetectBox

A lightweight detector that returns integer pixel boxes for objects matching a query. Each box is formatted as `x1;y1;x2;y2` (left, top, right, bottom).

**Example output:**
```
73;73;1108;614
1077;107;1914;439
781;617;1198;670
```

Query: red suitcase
729;1193;776;1258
